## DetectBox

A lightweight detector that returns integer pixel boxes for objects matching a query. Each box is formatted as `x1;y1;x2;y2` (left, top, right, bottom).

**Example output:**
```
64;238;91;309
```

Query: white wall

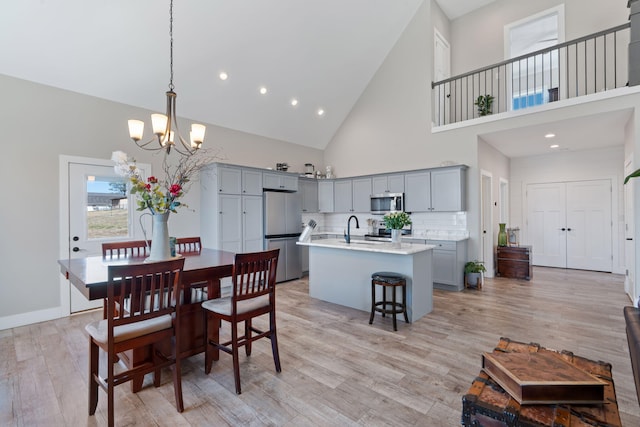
449;0;629;75
0;74;323;328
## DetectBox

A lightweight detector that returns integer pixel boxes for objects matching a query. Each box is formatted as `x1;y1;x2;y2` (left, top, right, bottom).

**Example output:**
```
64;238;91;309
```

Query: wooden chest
496;246;532;280
461;337;622;427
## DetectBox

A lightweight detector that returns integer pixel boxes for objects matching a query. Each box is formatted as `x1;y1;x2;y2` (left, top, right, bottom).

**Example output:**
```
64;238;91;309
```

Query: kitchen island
297;239;435;323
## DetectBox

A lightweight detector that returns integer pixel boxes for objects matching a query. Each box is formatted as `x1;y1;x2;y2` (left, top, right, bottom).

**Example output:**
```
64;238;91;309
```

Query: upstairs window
505;5;565;110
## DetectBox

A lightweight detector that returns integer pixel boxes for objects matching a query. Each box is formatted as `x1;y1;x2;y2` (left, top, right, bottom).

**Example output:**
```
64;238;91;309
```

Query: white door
60;156;151;313
565;180;612;271
434;29;451;125
526;180;612;271
625;157;636;302
481;172;494;276
527;183;566;267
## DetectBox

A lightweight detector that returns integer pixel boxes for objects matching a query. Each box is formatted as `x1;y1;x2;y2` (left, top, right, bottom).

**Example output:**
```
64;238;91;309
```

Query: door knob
72;236;79;241
560;228;566;231
72;247;80;252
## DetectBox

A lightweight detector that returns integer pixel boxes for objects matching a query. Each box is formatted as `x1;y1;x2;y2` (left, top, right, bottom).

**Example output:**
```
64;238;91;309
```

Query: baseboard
0;306;64;331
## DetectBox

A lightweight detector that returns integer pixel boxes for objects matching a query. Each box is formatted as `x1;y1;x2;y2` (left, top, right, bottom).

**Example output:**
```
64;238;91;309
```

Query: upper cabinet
299;178;319;213
333;178;371;213
318;181;334;213
263;171;298;191
242;169;263;195
431;167;466;211
404;166;467;212
205;163;263;195
372;174;404;194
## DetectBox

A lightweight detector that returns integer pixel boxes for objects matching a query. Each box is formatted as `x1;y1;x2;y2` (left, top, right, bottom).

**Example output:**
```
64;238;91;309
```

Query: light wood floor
2;267;640;426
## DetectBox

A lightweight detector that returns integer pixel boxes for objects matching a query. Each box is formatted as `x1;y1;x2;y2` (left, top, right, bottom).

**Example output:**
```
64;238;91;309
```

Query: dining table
58;248;235;392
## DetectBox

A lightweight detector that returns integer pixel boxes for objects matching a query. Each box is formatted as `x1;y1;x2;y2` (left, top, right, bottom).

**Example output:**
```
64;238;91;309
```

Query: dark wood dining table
58;248;235;392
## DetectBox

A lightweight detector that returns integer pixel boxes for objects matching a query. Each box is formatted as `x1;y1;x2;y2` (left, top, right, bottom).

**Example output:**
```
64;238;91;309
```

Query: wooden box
461;337;622;427
482;352;606;404
497;246;532;280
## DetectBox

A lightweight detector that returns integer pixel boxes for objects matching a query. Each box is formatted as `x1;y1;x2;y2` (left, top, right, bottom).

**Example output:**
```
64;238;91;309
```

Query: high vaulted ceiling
1;1;497;150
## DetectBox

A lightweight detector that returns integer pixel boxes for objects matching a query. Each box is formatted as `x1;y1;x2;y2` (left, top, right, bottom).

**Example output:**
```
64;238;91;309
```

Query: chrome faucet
344;215;360;243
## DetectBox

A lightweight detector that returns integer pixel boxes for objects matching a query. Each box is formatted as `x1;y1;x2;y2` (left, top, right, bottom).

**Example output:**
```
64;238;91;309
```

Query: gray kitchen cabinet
333;179;352;212
431;167;466;211
200;164;264;252
426;239;467;291
334;178;371;213
201;193;263;253
404;166;466;212
352;177;372;212
263;171;298;191
214;164;242;194
241;169;263;195
318;180;334;213
202;163;263;196
404;171;431;212
372;174;404;194
299;178;319;213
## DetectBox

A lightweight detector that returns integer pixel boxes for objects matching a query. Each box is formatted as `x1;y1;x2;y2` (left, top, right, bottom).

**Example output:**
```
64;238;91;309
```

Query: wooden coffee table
461;337;622;427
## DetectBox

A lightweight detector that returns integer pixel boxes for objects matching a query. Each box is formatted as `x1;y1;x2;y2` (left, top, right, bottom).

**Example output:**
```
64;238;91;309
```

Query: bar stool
369;271;409;331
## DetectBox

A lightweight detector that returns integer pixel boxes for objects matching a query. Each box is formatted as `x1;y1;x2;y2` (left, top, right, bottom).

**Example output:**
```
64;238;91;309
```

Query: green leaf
624;168;640;184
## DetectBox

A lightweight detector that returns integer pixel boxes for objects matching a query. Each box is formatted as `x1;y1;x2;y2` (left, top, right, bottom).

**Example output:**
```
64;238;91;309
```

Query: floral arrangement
112;150;214;215
383;212;412;229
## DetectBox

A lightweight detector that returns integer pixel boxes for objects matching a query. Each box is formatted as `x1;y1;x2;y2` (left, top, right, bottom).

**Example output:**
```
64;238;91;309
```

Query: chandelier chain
169;0;174;91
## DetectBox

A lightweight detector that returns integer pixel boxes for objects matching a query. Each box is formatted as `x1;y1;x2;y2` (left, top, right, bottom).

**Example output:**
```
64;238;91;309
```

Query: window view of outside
86;175;129;239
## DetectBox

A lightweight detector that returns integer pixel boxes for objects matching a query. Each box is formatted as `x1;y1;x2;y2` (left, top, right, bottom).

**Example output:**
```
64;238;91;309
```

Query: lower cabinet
425;239;468;291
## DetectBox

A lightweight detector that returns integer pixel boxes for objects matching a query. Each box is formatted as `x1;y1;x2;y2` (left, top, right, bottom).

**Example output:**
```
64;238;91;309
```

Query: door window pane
86;175;129;239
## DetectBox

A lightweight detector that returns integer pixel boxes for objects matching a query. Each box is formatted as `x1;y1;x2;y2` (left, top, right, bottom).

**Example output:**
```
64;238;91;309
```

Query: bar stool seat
369;271;409;331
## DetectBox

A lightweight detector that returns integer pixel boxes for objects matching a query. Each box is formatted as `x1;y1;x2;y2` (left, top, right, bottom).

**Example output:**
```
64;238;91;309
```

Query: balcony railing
432;23;630;127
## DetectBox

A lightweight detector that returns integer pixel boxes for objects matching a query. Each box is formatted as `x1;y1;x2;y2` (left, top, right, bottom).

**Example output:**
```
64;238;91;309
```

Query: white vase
391;229;402;248
147;212;172;261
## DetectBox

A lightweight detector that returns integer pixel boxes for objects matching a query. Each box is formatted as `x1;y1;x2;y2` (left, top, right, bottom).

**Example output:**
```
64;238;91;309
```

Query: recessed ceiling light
259;86;268;95
550;144;560;149
317;108;325;117
219;71;228;81
545;133;556;138
290;98;298;107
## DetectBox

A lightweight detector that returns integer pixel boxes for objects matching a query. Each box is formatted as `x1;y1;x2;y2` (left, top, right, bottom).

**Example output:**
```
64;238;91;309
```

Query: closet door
526;180;612;272
565;180;612;271
527;183;567;268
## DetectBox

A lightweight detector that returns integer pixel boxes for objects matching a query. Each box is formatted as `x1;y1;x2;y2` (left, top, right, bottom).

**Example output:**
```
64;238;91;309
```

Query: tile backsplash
301;211;468;239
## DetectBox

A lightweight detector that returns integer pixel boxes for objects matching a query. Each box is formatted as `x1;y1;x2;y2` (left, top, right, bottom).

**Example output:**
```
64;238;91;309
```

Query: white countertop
297;238;434;255
310;232;469;242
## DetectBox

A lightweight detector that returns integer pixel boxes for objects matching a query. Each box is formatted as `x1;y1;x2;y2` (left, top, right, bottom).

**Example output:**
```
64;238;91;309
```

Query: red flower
144;183;151;191
169;184;182;196
147;176;158;184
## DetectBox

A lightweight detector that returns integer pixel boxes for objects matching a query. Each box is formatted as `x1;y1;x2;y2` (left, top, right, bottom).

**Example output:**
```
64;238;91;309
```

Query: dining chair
175;237;202;254
102;240;150;258
202;248;281;394
100;240;151;319
85;258;186;427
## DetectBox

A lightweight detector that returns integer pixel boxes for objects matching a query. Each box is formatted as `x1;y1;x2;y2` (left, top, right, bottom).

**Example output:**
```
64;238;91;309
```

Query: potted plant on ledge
475;94;495;116
464;260;486;290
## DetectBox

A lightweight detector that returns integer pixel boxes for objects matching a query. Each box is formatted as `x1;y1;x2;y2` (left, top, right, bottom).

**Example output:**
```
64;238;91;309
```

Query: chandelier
127;0;205;156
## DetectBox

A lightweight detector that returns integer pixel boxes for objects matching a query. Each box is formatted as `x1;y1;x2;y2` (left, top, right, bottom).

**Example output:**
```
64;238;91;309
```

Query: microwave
370;193;404;215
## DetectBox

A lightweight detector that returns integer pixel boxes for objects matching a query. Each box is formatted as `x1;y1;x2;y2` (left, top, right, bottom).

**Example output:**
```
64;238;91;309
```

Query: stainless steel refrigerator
264;190;302;283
